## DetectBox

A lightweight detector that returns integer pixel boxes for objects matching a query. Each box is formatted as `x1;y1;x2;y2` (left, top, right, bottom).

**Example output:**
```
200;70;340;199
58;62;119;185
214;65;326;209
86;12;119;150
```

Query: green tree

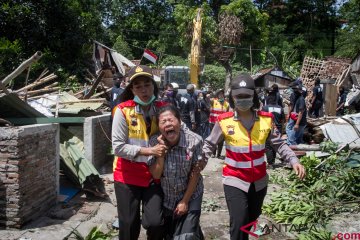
335;0;360;58
113;35;134;59
108;0;180;58
0;0;107;80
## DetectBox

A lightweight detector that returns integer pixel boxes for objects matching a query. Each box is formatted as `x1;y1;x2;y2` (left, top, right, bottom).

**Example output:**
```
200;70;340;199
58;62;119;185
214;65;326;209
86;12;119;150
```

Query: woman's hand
174;200;188;216
292;163;306;180
293;124;299;131
151;144;168;157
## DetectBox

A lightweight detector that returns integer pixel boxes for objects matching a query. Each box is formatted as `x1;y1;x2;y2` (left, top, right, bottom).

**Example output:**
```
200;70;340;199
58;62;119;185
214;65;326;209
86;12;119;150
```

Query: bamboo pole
28;68;49;90
27;87;61;96
90;88;111;99
2;51;42;86
44;82;59;89
15;73;57;92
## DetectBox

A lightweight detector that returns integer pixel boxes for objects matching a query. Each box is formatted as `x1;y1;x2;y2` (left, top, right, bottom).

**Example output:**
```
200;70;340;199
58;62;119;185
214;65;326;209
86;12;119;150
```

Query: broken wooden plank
83;71;105;99
2;51;42;86
27;87;61;96
15;73;57;93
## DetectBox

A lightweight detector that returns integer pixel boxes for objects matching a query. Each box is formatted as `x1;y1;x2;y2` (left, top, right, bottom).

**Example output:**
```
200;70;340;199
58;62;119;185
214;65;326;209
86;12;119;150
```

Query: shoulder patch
119;100;136;109
258;110;274;118
218;111;234;121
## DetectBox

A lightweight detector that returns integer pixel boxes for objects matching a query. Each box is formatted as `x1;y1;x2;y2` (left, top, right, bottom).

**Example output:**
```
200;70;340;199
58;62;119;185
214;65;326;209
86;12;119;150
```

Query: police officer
112;65;167;240
202;73;305;240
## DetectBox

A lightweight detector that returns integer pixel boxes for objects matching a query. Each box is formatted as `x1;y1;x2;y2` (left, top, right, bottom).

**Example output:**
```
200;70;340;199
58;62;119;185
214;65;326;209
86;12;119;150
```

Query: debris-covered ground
0;151;359;240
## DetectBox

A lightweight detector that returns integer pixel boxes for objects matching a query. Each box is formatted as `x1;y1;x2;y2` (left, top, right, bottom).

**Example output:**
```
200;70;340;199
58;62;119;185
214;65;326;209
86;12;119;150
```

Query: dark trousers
163;208;204;240
114;181;164;240
223;184;267;240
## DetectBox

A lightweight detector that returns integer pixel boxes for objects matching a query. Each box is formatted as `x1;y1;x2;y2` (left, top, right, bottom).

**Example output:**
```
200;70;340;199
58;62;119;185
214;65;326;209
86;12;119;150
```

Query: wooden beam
2;51;42;86
6;117;85;125
83;71;105;99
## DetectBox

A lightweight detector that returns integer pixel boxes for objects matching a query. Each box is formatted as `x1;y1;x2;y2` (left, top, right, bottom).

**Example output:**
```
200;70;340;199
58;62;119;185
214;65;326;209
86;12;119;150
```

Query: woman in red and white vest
202;73;305;240
112;65;167;240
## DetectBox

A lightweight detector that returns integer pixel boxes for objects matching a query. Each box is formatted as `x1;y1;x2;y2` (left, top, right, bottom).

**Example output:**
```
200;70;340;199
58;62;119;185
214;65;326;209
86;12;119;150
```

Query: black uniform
311;85;323;118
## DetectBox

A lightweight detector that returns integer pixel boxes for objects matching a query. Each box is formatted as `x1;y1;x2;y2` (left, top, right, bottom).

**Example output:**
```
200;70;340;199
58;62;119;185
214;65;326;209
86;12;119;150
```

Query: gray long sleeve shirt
202;111;299;192
112;103;158;161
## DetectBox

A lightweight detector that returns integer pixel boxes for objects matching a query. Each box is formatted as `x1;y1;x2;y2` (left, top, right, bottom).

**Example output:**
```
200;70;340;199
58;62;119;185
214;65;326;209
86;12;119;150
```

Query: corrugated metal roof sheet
52;102;104;114
60;135;99;186
320;114;360;146
51;92;104;114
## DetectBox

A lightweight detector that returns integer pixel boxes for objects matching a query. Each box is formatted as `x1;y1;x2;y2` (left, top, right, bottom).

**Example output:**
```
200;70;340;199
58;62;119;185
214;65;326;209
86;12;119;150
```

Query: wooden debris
27;87;61;96
82;71;105;99
1;51;42;86
16;73;57;93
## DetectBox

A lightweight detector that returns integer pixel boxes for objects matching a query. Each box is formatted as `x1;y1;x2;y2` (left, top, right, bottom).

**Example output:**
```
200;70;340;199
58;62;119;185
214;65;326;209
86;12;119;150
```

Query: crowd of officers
111;76;348;150
111;73;348;169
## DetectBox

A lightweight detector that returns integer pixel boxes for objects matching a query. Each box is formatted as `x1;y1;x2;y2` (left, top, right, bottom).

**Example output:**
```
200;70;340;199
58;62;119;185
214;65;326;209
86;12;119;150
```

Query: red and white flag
143;49;158;64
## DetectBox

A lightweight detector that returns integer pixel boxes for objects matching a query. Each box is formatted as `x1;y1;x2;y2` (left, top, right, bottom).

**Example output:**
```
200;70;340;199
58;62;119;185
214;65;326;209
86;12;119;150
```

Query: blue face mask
133;95;156;106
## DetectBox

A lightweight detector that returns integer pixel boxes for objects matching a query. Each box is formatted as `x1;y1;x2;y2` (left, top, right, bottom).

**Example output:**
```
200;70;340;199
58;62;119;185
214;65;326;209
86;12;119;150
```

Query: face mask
114;82;120;88
134;95;156;106
218;98;224;103
166;90;173;98
234;97;253;111
198;97;203;101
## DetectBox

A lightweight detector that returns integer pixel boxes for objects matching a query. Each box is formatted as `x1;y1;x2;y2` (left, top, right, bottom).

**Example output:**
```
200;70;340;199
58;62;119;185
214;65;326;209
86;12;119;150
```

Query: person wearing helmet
202;73;305;240
112;65;167;240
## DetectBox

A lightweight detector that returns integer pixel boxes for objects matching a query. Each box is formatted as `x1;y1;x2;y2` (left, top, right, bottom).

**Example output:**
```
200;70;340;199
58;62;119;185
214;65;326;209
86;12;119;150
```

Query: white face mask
234;97;253;111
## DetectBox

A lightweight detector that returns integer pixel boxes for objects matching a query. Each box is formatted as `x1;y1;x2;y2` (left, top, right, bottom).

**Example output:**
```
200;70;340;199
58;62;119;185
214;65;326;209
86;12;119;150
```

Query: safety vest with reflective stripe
218;111;273;182
113;100;166;187
209;99;229;123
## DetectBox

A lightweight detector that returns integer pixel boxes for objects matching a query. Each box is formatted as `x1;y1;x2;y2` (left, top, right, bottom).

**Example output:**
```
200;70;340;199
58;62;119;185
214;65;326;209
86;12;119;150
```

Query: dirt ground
0;155;359;240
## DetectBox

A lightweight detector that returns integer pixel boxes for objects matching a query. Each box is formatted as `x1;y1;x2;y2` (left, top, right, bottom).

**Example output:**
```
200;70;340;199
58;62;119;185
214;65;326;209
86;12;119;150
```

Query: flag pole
138;53;144;66
157;52;162;68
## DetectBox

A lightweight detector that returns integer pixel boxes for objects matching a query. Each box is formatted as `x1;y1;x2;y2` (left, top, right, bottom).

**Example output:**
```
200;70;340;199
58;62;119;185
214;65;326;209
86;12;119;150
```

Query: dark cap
231;73;255;96
127;65;154;82
289;81;302;90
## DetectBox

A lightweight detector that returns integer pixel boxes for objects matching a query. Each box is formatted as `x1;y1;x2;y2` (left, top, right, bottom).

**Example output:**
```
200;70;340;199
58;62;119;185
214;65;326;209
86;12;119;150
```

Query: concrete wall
84;114;112;170
0;124;59;228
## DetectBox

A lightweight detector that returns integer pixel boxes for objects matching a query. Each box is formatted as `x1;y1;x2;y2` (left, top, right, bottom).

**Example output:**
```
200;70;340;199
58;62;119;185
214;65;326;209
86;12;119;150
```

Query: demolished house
299;56;352;115
0;47;138;228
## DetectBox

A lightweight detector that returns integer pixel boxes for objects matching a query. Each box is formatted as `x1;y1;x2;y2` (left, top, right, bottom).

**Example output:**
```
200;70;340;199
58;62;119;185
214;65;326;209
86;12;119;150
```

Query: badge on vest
130;114;138;126
226;125;235;135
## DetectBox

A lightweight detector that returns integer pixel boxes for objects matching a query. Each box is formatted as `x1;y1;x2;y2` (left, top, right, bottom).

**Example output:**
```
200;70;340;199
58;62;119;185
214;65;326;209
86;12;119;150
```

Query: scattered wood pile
0;52;112;112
